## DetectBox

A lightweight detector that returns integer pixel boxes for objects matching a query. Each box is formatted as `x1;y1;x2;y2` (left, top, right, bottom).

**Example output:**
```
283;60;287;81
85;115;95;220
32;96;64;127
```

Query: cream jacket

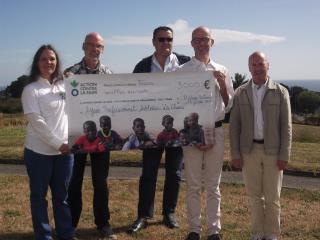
229;79;292;161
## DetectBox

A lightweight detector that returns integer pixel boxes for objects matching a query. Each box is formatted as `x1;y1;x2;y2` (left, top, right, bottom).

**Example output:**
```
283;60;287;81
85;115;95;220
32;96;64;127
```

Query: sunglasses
157;37;173;43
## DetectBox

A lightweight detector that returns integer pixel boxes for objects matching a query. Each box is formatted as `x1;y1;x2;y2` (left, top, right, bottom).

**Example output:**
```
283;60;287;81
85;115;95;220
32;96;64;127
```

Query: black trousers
67;151;110;229
138;147;183;218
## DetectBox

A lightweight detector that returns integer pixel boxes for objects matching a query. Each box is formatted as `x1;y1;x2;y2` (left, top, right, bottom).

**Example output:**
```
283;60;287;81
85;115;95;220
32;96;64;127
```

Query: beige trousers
242;143;283;238
184;127;224;235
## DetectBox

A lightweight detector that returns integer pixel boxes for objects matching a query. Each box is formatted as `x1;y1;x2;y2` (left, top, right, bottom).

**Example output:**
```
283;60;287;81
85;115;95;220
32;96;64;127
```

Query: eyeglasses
85;42;104;50
157;37;173;43
192;37;212;44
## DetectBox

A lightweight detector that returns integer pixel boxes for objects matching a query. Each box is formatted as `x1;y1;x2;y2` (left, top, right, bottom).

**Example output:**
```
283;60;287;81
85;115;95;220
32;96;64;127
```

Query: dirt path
1;164;319;191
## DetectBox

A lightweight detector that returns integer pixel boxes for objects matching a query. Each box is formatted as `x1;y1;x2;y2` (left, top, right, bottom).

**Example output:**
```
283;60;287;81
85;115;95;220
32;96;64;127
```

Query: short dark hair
133;118;145;126
99;115;111;123
153;26;173;39
29;44;61;83
83;120;97;131
162;115;174;125
189;112;199;122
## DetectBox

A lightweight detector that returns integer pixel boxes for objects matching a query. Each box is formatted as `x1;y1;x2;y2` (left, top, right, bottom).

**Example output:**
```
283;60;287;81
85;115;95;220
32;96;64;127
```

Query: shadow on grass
78;220;165;239
0;221;164;240
77;220;163;238
114;220;163;233
0;232;33;240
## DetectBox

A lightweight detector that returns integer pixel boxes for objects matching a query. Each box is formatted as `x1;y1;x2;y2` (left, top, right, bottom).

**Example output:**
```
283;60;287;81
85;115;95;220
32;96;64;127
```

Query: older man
65;32;116;239
64;32;111;75
230;52;292;240
127;26;190;234
177;26;234;240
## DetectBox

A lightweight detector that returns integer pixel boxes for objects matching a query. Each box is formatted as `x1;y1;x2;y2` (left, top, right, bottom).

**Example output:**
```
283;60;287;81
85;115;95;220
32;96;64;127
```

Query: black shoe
163;213;179;228
127;218;147;234
207;233;221;240
186;232;200;240
97;223;117;239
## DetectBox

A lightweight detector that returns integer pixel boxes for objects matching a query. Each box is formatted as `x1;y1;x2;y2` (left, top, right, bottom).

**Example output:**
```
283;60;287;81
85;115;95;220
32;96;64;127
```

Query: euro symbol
204;80;210;89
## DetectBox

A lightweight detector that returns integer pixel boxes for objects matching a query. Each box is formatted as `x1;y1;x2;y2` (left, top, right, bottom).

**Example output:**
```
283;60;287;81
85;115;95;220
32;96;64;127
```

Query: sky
1;0;320;87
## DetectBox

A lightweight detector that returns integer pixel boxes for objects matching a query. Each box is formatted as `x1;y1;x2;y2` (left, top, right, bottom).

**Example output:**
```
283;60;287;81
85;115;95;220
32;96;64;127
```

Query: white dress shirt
177;57;234;122
252;81;267;140
151;53;180;72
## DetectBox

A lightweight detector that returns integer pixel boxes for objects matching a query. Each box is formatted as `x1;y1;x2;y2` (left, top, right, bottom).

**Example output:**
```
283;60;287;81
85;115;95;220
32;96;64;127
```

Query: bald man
65;32;116;239
64;32;112;74
230;52;292;240
177;26;234;240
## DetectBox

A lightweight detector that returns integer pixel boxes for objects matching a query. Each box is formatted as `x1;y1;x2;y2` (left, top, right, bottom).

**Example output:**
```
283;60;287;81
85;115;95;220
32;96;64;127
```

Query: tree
279;83;289;91
289;86;305;113
297;91;320;114
6;75;30;98
224;73;247;123
232;73;247;89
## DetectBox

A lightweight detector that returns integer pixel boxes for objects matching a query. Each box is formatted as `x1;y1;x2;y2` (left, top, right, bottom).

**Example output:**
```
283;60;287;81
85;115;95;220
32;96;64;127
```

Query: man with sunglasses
64;32;116;240
127;26;190;234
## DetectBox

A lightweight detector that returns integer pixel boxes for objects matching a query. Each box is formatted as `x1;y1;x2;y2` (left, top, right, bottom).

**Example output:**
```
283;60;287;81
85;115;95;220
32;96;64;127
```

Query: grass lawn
0;175;319;240
0;119;319;173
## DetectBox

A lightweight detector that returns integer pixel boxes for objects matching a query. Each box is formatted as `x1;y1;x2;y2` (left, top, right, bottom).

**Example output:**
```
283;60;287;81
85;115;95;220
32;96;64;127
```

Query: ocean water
276;80;320;92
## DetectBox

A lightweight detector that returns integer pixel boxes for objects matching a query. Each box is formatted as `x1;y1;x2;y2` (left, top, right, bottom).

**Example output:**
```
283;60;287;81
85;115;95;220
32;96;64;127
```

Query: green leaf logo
70;80;79;88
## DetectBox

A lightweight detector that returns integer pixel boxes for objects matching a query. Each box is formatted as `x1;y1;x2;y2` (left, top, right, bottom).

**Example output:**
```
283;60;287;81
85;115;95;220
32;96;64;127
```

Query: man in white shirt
177;26;234;240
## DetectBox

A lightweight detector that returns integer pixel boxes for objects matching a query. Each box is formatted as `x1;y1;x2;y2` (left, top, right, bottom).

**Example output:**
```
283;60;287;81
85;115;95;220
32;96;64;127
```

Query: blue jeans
24;148;74;240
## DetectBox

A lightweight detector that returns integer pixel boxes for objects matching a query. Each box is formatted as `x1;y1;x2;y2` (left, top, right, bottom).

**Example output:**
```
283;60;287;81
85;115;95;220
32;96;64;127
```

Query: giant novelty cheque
65;71;217;152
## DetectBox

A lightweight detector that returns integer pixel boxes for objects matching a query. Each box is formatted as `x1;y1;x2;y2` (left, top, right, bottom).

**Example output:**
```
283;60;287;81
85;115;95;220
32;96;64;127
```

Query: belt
253;139;264;144
215;120;223;128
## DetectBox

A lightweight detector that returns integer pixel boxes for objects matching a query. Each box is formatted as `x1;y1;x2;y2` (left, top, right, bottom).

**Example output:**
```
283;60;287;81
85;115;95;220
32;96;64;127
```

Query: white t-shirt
21;77;68;155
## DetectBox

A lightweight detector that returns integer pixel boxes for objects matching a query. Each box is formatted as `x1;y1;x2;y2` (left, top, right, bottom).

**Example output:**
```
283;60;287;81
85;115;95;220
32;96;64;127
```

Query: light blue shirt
151;53;180;73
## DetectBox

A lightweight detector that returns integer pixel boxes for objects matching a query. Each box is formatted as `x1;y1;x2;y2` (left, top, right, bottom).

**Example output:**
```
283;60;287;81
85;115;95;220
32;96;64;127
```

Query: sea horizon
276;79;320;92
1;79;319;93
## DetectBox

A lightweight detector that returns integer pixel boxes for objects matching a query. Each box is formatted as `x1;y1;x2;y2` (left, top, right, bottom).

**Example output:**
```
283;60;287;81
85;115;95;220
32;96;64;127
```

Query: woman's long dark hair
29;44;61;82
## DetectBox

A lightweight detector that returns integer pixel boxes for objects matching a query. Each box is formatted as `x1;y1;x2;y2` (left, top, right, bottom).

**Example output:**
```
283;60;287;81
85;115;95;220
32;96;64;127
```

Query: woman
21;45;74;240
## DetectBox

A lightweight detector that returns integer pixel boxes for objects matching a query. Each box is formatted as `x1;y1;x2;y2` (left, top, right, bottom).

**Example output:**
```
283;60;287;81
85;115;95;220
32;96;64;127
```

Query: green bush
0;98;22;114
